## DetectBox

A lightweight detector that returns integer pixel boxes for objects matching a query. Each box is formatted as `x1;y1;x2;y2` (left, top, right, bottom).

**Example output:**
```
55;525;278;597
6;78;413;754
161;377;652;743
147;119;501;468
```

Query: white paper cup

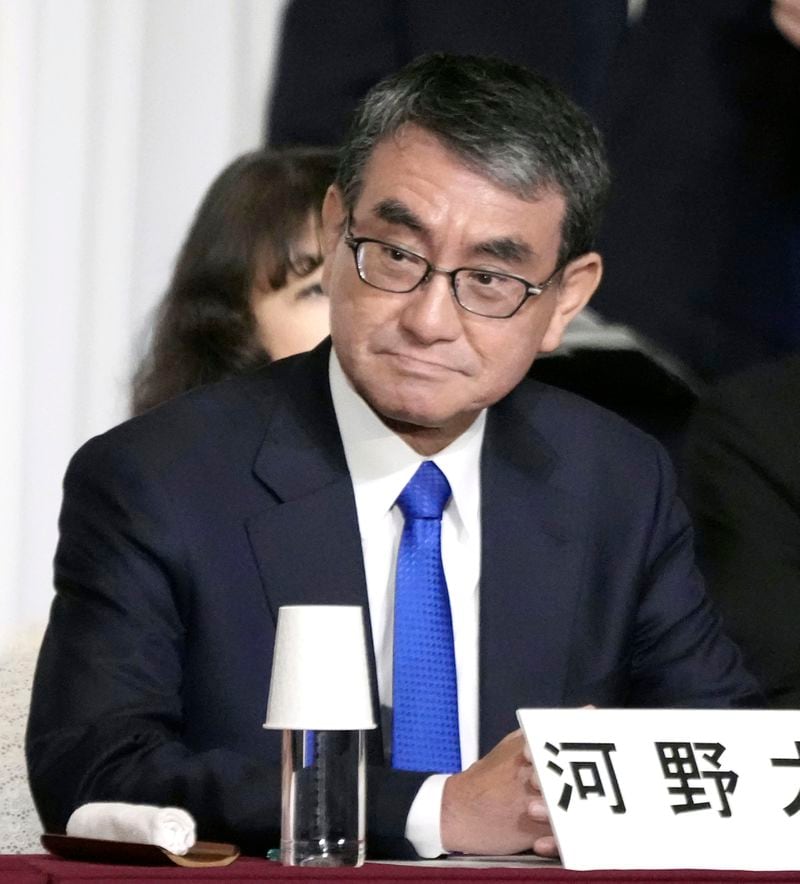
263;605;376;731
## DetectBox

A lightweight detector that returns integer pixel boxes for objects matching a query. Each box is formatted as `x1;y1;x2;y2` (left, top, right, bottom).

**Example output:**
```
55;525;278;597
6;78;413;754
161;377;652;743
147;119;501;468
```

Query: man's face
323;125;600;451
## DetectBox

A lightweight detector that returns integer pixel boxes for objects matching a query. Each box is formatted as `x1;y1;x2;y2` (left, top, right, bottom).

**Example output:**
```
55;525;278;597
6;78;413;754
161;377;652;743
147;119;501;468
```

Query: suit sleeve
686;391;800;707
26;434;427;857
624;441;765;709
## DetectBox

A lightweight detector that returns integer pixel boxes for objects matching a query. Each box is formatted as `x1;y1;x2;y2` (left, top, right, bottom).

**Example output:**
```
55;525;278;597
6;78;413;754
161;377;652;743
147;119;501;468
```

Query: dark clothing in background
268;0;800;382
686;353;800;708
599;0;800;380
268;0;628;145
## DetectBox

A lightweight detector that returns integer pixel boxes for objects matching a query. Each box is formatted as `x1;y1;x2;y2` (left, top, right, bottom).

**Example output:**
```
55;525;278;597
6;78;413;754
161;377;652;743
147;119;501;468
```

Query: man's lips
381;350;468;375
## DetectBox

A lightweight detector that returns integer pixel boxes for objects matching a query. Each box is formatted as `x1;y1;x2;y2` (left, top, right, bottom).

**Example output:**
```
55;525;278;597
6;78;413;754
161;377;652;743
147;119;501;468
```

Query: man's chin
379;412;442;435
369;402;442;433
348;373;483;440
372;401;482;444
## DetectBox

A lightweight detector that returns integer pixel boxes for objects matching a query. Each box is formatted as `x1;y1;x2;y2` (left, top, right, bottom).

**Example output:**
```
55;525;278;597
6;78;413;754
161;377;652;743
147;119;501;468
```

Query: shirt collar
329;348;485;536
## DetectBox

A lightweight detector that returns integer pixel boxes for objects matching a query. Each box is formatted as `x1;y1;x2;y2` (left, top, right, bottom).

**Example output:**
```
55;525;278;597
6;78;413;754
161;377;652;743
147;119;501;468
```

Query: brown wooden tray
41;833;240;867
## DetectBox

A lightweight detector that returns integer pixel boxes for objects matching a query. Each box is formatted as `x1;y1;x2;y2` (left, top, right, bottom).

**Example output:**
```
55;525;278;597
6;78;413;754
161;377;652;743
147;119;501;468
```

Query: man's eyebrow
371;199;427;233
471;237;534;264
369;201;535;263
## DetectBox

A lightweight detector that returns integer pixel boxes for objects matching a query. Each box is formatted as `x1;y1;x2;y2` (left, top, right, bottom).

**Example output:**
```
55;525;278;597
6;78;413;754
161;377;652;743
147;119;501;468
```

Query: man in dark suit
27;54;760;860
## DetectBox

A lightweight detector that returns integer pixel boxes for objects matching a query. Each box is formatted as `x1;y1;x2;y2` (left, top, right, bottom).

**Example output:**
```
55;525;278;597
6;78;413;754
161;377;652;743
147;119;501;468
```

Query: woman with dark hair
131;147;338;415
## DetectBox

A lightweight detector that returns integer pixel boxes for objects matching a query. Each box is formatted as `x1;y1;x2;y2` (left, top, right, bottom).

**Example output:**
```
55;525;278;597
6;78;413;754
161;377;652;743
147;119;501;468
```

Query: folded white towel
66;802;196;856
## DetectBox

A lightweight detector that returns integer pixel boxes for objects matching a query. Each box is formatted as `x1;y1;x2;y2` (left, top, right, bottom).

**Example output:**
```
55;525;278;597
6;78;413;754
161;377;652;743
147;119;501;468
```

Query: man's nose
398;270;462;343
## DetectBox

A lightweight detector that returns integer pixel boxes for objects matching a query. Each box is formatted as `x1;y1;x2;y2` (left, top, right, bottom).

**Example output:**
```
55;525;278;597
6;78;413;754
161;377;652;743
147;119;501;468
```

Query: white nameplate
517;708;800;871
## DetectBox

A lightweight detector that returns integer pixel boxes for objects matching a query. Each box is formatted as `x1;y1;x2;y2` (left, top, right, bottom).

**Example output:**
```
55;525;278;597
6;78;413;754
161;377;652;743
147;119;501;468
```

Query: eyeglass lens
356;241;527;317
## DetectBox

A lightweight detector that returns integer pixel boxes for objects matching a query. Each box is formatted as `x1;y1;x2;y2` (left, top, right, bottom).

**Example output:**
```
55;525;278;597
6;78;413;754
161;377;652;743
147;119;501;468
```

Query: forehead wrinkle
369;200;537;264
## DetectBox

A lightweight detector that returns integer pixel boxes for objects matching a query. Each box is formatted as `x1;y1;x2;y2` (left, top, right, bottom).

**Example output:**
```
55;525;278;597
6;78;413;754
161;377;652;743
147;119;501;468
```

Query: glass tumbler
280;728;366;867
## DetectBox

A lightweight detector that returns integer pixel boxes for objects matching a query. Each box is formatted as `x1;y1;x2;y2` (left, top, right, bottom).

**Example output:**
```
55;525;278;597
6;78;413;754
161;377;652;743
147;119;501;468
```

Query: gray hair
336;53;610;265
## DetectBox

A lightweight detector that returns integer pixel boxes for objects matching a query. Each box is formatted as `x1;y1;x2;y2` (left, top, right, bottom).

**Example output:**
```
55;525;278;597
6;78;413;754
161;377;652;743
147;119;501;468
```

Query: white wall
0;0;288;651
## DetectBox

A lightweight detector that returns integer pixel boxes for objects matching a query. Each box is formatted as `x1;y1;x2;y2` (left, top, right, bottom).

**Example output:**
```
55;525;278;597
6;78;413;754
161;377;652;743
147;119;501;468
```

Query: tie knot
397;461;451;520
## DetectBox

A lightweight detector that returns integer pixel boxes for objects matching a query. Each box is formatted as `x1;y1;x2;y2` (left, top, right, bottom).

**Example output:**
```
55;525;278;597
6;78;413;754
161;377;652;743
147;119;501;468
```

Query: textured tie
392;461;461;773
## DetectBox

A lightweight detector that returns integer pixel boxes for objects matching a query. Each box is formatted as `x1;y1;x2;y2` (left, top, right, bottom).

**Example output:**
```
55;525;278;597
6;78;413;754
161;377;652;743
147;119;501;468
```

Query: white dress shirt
329;350;485;857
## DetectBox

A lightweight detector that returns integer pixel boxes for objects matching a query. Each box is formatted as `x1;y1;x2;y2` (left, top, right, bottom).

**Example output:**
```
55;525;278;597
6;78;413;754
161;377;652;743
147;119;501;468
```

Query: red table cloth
2;856;800;883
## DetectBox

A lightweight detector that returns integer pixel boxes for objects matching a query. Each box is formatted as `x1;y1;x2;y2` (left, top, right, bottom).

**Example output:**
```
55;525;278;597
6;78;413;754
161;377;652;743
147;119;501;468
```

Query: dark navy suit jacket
27;340;760;857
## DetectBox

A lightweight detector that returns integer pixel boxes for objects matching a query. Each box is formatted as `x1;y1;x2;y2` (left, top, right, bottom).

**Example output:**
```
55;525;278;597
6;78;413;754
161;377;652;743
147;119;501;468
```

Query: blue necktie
392;461;461;773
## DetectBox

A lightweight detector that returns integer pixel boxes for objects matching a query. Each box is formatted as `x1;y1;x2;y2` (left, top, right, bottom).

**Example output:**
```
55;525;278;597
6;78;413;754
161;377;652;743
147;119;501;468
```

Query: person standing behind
131;147;337;415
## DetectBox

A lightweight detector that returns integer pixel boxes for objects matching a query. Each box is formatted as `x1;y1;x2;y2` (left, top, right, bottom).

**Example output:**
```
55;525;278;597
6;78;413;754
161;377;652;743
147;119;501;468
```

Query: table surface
3;855;800;884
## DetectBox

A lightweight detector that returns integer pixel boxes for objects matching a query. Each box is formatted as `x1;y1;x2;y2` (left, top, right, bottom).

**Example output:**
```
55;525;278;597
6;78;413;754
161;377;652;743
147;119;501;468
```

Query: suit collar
251;338;348;501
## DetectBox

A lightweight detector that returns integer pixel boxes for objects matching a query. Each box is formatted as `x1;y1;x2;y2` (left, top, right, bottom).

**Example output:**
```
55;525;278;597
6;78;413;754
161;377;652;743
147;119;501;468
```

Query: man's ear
321;184;346;256
539;251;603;353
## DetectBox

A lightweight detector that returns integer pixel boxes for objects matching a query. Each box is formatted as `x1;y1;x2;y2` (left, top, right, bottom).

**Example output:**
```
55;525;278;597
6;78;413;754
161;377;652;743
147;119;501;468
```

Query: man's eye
381;246;413;263
470;271;502;286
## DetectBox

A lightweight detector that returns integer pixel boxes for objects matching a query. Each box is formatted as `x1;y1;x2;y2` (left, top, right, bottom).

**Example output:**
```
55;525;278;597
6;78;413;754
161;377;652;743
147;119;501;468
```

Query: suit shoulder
512;376;664;455
490;378;673;507
70;364;281;477
509;378;678;506
490;379;679;540
69;344;333;480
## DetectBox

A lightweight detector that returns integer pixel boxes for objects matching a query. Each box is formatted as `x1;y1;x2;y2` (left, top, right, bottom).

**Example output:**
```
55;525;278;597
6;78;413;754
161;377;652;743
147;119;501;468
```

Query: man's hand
524;739;559;858
440;729;555;856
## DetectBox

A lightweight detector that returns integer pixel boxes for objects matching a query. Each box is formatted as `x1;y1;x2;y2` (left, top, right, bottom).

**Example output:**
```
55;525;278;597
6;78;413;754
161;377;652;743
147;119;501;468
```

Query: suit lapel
244;343;384;761
478;385;585;755
246;344;363;609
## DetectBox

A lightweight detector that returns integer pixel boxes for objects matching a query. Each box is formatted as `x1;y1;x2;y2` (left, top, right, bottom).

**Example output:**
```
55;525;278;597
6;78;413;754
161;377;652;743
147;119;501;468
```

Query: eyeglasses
343;214;561;319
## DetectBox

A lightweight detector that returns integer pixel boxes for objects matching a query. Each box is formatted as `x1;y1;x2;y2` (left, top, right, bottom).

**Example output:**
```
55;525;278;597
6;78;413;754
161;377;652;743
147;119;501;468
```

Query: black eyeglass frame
343;214;562;319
